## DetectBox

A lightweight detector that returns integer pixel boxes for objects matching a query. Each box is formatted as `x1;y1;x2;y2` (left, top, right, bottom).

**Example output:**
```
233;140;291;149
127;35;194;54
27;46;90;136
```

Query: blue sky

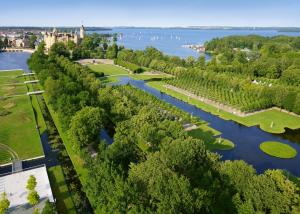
1;0;300;27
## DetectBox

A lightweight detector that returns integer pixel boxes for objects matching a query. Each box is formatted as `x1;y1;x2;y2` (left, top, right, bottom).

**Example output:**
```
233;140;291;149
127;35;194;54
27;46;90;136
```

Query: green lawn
147;80;300;134
88;63;171;83
0;150;12;163
259;141;297;159
48;166;76;214
0;70;44;164
188;127;234;151
26;80;47;134
88;64;129;75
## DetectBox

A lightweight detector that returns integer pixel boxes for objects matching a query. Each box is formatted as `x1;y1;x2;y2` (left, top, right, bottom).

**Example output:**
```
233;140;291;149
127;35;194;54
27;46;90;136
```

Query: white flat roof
0;166;54;208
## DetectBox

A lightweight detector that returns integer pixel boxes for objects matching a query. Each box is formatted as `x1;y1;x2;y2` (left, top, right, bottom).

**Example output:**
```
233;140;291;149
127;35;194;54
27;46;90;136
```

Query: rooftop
0;166;54;209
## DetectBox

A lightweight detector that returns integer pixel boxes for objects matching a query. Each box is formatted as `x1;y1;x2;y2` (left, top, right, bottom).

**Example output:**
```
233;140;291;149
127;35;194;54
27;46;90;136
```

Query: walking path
164;84;300;118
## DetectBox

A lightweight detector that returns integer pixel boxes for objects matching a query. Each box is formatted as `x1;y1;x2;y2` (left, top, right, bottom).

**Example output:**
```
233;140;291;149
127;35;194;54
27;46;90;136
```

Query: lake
91;28;300;58
0;52;31;72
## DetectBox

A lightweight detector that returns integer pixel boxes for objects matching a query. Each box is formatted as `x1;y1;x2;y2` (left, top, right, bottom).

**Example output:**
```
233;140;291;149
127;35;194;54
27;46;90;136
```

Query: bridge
1;48;35;53
26;90;45;96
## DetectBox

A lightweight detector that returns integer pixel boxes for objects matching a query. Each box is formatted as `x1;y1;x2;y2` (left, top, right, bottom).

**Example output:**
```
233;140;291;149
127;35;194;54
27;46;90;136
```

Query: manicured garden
88;63;171;83
260;141;297;159
147;80;300;134
76;63;300;135
0;70;43;164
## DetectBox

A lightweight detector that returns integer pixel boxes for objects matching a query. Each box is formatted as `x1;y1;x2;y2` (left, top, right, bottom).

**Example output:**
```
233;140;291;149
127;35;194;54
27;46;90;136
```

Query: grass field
147;80;300;134
88;64;129;76
88;63;171;83
0;70;43;164
48;166;76;214
187;124;234;151
260;141;297;159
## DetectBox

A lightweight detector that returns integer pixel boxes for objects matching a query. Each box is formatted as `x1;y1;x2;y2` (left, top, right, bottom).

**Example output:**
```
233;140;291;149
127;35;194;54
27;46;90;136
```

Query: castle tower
80;25;85;39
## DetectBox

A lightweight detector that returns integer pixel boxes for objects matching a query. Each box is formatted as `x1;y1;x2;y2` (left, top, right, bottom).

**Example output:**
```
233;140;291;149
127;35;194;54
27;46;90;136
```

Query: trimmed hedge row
114;59;144;73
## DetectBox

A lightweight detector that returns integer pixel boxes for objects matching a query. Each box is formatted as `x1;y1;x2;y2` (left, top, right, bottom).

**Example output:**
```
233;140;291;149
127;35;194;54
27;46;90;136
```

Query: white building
0;166;54;212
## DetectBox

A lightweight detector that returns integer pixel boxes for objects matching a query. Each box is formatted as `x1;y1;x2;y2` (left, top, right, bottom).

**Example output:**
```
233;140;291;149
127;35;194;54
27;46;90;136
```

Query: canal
115;77;300;176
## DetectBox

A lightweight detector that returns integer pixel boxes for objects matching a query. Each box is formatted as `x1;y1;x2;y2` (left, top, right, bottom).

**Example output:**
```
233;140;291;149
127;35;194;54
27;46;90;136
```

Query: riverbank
88;60;300;134
147;81;300;134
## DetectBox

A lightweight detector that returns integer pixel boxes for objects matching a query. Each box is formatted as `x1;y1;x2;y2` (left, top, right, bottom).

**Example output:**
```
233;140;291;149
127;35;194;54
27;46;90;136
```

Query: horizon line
0;25;300;29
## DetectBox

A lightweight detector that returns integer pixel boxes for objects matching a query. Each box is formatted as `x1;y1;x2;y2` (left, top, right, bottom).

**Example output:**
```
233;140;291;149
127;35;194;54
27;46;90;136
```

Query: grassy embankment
259;141;297;159
89;63;234;151
31;78;76;214
0;70;43;164
48;166;77;214
147;81;300;134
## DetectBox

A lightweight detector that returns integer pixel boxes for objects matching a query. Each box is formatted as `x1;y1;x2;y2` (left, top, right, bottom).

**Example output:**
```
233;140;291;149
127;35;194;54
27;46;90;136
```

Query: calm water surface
0;52;31;72
91;28;300;58
116;77;300;176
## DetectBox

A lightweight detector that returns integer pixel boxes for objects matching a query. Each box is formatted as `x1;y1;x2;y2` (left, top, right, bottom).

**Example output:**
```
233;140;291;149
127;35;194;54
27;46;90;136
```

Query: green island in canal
260;141;297;159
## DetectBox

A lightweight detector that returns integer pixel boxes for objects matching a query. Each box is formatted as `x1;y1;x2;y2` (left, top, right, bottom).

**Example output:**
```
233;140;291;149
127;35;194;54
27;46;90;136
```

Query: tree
106;43;118;59
33;208;39;214
3;37;8;48
29;35;37;49
69;107;105;151
0;192;10;214
27;190;40;206
26;175;37;191
49;42;70;57
196;55;206;69
41;200;56;214
0;39;4;50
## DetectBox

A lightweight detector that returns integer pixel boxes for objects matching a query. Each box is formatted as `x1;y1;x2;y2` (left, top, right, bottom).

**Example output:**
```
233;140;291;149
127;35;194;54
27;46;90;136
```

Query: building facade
44;25;85;51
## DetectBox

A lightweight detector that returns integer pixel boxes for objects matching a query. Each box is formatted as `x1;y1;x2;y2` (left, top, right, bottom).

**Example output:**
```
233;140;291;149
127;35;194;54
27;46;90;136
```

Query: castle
44;25;85;51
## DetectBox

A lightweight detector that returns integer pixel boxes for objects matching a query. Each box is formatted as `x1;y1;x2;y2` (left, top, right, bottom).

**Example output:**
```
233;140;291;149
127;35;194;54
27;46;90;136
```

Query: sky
1;0;300;27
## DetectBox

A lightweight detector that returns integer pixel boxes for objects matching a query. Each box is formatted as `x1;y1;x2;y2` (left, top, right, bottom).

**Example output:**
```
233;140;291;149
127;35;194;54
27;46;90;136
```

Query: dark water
0;52;31;72
91;28;300;58
116;77;300;176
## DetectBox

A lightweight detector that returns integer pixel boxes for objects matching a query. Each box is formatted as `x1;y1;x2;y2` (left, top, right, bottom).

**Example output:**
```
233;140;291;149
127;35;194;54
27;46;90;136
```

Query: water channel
115;77;300;176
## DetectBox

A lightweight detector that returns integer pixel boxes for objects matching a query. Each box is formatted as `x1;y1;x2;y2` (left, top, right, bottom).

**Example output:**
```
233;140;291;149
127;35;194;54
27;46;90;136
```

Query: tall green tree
0;193;10;214
27;190;40;206
26;175;37;191
69;107;105;151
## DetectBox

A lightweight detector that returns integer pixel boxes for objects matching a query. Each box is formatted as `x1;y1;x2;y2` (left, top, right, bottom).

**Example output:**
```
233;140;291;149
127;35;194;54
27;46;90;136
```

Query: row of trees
166;70;300;113
28;42;300;213
109;35;300;114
